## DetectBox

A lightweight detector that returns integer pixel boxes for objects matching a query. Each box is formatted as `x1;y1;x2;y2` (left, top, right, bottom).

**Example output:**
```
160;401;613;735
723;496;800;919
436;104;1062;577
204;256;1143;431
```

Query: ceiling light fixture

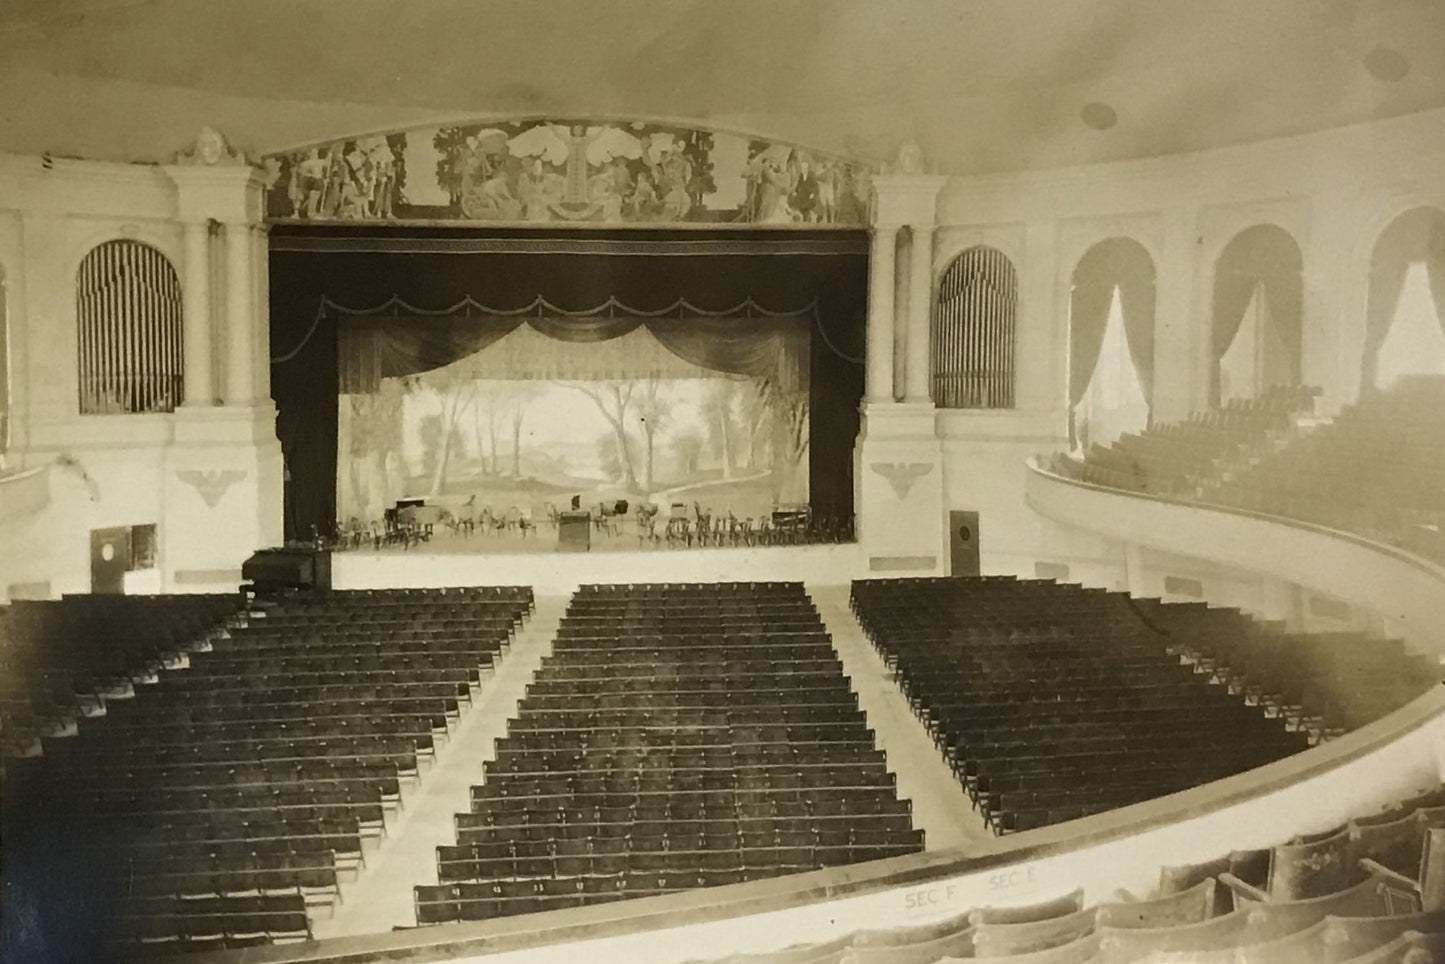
1080;103;1118;131
1364;47;1409;83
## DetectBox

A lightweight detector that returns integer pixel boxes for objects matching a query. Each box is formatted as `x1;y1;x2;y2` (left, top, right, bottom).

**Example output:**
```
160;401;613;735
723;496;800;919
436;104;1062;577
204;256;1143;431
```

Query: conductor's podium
558;511;591;551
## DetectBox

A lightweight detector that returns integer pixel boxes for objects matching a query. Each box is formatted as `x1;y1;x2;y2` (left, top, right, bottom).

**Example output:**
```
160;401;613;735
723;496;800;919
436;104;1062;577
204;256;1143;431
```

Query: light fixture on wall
1080;103;1119;132
54;453;99;502
1364;47;1410;83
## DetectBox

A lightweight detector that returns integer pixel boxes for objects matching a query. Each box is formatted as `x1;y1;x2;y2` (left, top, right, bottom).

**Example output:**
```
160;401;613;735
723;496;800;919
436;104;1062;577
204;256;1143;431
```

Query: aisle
809;584;992;851
316;595;570;939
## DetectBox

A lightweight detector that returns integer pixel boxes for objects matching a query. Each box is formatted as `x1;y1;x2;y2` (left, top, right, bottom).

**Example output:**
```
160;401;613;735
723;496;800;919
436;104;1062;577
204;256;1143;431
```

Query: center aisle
808;584;991;850
316;594;570;939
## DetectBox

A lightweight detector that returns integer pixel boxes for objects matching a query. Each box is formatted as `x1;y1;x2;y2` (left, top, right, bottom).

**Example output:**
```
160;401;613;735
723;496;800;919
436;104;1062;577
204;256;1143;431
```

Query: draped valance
323;296;813;396
1211;226;1304;399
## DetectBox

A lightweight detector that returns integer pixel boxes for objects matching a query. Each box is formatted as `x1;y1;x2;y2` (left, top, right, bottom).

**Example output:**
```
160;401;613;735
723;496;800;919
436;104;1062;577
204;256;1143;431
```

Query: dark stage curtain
338;315;524;393
1361;208;1445;393
269;228;867;540
334;309;809;396
1212;225;1304;401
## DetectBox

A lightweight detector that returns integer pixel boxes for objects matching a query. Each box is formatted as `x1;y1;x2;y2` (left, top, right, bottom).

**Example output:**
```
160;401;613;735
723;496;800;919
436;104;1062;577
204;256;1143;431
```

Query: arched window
76;240;183;414
1363;207;1445;393
1068;238;1156;449
931;246;1017;409
1211;225;1304;404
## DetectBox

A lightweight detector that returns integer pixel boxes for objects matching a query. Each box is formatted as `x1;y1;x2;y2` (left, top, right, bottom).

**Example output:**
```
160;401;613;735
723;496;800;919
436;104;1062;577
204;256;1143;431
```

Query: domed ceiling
1;0;1443;174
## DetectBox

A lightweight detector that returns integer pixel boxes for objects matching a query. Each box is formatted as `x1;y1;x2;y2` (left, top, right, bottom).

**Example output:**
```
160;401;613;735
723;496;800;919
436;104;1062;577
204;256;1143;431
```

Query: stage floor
345;525;845;556
330;542;870;594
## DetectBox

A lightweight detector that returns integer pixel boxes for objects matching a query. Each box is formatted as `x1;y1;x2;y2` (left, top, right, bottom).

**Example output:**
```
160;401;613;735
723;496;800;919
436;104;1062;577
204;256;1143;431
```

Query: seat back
849;909;971;947
1320;910;1445;963
1095;907;1254;963
1143;918;1326;964
972;907;1096;957
1096;878;1215;929
968;888;1086;925
1268;827;1365;899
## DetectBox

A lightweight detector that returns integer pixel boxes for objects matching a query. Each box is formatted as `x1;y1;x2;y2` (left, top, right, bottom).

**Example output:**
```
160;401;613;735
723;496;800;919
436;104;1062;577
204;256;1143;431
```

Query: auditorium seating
414;582;920;926
1055;376;1445;570
1130;598;1438;738
681;783;1445;964
1055;385;1318;498
850;577;1315;834
1201;375;1445;566
1;585;532;956
0;592;241;759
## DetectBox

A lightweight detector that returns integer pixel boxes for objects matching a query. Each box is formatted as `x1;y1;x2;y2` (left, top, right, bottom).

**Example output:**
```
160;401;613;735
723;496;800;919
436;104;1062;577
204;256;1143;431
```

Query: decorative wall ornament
263;119;874;228
870;461;933;500
894;140;926;176
177;469;246;508
176;126;247;167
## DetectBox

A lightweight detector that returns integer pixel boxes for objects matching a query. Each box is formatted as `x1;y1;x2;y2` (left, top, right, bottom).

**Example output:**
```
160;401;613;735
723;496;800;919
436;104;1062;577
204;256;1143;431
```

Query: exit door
90;526;131;594
949;510;980;577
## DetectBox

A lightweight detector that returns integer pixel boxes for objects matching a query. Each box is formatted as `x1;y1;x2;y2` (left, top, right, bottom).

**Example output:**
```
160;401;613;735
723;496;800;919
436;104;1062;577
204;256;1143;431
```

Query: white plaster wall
918;106;1445;590
934;104;1445;423
0;153;282;597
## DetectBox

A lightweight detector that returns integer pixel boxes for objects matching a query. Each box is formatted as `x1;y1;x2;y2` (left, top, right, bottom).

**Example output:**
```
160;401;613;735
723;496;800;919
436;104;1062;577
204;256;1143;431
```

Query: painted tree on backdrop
764;379;810;502
413;365;489;498
346;378;406;520
571;381;641;492
633;380;673;493
702;381;739;480
703;379;778;479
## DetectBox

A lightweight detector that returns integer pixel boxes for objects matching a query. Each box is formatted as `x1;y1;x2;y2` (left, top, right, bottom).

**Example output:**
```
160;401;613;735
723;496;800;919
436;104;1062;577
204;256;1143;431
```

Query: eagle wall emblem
870;462;933;500
176;469;247;509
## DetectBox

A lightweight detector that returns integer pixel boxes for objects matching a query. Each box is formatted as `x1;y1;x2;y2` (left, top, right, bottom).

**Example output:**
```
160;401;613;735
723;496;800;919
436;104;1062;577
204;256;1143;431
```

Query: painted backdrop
337;325;810;528
264;120;871;227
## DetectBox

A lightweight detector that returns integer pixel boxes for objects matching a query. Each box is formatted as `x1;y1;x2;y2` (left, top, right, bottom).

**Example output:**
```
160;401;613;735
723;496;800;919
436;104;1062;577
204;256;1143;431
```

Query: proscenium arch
931;246;1018;409
260;116;875;227
1362;206;1445;393
261;114;876;174
75;240;185;415
1210;224;1304;403
1067;237;1157;441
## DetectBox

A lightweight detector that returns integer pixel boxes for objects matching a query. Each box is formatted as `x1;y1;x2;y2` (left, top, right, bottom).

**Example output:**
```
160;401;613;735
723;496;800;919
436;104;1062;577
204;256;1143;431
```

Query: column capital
164;164;268;225
871;174;947;228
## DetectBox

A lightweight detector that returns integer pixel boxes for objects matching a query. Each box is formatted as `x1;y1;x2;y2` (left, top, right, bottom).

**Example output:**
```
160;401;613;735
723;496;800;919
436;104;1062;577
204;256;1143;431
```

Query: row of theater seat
1133;598;1437;736
684;785;1445;963
850;576;1311;833
1200;375;1445;567
1;585;532;957
414;582;923;926
1057;376;1445;571
0;593;242;758
1059;385;1318;498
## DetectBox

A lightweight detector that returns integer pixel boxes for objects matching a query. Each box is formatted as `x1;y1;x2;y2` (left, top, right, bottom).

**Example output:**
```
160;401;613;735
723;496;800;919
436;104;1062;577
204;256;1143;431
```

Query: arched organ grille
76;241;184;414
931;246;1018;409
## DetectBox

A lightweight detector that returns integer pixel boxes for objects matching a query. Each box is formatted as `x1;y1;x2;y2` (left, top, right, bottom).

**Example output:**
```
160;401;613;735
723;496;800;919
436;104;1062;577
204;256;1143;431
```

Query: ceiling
1;0;1443;174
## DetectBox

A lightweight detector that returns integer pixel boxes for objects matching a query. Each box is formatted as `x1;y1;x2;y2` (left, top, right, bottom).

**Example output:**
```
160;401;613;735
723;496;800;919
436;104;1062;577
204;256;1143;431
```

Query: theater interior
3;2;1445;962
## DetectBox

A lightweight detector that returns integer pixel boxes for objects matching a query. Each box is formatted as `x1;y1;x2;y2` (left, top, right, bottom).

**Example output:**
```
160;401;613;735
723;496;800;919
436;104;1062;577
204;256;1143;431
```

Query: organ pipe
932;247;1017;409
76;241;183;414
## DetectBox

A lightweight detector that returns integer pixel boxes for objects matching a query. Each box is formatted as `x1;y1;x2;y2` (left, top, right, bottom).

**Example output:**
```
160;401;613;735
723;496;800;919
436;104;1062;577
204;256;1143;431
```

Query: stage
330;542;870;594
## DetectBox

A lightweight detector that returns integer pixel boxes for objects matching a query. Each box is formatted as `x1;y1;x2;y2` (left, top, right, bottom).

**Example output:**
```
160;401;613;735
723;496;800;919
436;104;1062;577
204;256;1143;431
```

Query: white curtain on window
1218;281;1292;403
1376;261;1445;390
1072;286;1150;452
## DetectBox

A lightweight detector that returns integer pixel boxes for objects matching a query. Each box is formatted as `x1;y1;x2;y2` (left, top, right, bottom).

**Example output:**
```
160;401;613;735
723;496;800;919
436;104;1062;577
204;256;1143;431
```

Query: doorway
949;510;980;577
90;526;132;594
